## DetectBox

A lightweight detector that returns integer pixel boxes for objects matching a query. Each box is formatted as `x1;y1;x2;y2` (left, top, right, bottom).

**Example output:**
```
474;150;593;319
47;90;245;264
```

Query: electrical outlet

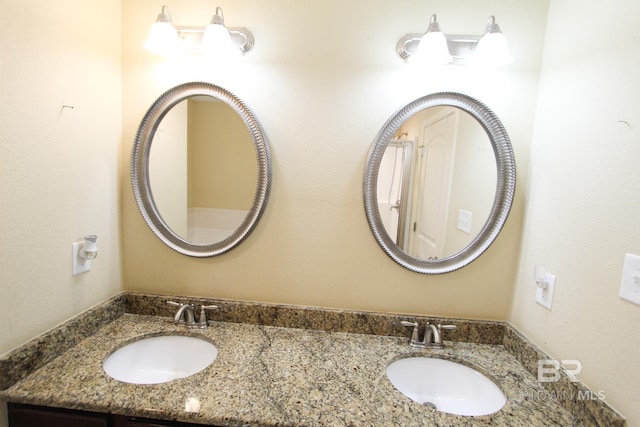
72;241;91;276
619;253;640;306
535;265;556;310
457;209;472;234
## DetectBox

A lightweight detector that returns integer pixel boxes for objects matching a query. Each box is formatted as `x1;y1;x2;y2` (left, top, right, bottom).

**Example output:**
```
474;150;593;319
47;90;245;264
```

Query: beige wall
0;0;122;424
0;1;122;352
510;0;640;423
122;0;548;320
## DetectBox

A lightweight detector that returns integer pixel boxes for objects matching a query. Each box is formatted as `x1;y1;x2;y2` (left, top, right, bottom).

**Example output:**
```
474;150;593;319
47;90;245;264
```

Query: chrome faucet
423;323;440;346
167;301;218;329
401;320;456;348
173;303;195;324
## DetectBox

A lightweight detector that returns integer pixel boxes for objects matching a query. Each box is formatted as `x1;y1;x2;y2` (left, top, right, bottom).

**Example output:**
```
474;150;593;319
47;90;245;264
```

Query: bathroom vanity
8;402;211;426
0;293;624;426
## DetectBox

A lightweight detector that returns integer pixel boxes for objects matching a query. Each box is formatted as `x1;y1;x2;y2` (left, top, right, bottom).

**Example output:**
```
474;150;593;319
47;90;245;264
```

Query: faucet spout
167;300;218;328
401;319;457;348
423;323;441;346
174;304;195;324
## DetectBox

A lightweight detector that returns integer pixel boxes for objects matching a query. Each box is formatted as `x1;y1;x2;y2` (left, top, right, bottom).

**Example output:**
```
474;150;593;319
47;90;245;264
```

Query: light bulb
201;24;234;56
411;15;452;66
200;7;236;57
472;16;513;67
143;6;181;56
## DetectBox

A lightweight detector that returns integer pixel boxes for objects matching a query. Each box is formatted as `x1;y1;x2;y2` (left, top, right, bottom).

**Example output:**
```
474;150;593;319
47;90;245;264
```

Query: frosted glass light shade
473;32;512;66
413;31;452;66
410;14;452;66
142;6;253;58
472;17;513;67
200;23;235;56
144;21;181;56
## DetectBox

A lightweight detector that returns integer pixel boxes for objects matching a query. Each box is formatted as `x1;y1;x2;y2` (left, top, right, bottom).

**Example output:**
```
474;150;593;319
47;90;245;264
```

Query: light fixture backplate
396;33;481;64
176;26;254;55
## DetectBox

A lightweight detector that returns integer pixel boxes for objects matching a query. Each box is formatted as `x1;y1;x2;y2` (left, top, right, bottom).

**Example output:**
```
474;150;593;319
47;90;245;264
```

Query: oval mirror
132;82;271;257
363;92;515;274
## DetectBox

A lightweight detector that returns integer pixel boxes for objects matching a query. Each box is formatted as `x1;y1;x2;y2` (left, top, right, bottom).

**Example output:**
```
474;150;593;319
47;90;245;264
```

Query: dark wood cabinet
8;403;109;427
8;403;222;427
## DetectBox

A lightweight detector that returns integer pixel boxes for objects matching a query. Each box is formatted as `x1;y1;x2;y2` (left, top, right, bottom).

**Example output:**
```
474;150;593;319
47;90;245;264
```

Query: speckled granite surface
2;314;579;426
0;293;126;390
124;292;506;345
503;326;624;427
0;292;626;426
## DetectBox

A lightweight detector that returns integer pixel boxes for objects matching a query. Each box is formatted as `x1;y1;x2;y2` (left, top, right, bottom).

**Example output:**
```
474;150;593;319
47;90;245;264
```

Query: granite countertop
1;313;579;426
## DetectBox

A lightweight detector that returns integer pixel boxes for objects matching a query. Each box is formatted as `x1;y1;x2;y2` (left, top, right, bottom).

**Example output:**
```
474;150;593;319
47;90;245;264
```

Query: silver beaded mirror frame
363;92;515;274
131;82;271;257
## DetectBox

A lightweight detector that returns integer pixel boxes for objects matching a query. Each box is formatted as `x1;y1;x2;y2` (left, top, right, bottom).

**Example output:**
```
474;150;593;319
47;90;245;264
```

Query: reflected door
411;108;458;259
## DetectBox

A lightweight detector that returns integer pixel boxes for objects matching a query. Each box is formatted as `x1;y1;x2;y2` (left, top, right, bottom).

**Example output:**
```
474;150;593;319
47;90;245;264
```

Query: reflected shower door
377;139;414;247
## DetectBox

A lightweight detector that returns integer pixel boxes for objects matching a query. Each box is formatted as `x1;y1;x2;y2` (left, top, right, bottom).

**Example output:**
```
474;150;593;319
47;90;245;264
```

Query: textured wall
510;0;640;423
121;0;548;319
0;1;122;425
0;1;122;354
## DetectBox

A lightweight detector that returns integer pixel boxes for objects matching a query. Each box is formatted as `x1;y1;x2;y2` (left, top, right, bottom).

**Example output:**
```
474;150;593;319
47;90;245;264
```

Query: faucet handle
201;304;219;316
166;300;181;307
197;304;219;327
401;320;418;327
438;324;457;343
401;320;420;345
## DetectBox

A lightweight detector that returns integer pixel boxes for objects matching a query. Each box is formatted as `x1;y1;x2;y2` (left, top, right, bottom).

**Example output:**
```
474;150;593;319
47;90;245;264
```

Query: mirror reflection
149;96;257;244
377;106;496;260
364;91;515;274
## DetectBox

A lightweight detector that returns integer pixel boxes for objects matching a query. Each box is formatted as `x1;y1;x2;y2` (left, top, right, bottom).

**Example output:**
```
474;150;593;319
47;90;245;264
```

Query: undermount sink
103;335;218;384
386;357;506;416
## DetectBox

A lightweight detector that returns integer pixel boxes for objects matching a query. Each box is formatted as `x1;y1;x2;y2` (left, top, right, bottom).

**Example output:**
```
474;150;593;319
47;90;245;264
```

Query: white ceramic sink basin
103;335;217;384
386;357;506;416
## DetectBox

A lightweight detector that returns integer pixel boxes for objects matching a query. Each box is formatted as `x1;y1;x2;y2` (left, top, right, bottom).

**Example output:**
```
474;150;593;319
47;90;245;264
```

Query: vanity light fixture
143;5;254;57
396;15;512;67
410;15;453;66
472;16;513;67
143;6;181;56
200;7;235;56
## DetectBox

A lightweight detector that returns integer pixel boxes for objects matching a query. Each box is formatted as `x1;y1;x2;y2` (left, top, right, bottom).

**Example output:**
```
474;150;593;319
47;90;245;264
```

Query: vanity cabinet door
121;417;223;427
122;420;187;427
8;403;108;427
8;403;224;427
119;421;168;427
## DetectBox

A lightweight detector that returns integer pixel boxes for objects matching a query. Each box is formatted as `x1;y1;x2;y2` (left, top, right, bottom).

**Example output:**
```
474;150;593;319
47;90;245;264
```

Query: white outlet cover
72;242;91;276
457;209;472;234
619;253;640;306
536;273;556;310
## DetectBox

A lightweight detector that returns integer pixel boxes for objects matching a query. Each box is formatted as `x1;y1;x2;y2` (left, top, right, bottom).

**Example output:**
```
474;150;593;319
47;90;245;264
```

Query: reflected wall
149;98;256;243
